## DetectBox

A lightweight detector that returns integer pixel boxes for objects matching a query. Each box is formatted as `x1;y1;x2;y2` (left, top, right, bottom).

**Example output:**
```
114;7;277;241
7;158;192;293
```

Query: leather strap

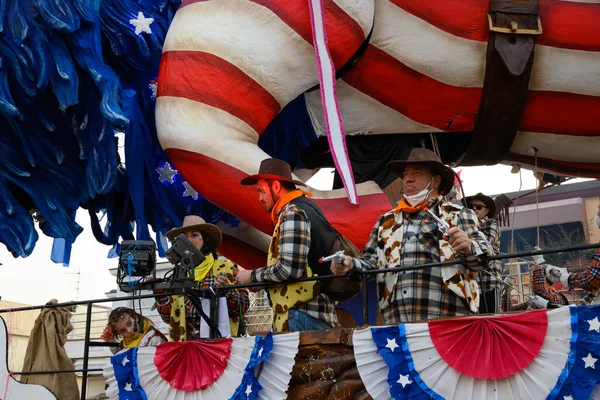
459;0;540;166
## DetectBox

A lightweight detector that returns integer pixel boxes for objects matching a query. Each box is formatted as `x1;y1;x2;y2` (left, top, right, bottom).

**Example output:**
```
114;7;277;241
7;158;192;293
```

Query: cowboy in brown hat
235;158;340;332
464;193;502;313
153;215;249;340
331;148;492;323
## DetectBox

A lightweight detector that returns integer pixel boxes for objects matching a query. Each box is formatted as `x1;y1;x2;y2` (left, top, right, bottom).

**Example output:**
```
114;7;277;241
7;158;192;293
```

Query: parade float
0;0;599;398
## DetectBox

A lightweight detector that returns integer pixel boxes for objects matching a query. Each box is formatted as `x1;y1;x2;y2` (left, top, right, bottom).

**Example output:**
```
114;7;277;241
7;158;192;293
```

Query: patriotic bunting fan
104;332;300;399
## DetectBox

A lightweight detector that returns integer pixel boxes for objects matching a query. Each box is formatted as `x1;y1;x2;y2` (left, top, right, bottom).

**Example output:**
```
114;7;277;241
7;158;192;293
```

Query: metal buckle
487;15;543;35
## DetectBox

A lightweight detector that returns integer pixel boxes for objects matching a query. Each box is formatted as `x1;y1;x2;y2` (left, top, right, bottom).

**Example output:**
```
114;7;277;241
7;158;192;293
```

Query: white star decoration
155;162;178;184
385;338;399;352
587;317;600;333
258;346;264;358
182;181;199;200
397;374;412;388
124;382;133;391
583;353;598;369
564;396;573;400
129;12;154;35
149;81;158;100
245;384;253;396
121;355;129;367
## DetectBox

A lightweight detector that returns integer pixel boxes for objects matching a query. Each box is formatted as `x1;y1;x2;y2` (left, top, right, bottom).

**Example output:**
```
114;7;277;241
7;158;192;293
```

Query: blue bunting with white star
549;305;600;400
230;332;274;400
372;325;443;400
111;348;147;400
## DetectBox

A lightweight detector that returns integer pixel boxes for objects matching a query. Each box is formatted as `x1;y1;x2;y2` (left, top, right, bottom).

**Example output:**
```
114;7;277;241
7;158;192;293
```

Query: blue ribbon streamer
230;332;274;400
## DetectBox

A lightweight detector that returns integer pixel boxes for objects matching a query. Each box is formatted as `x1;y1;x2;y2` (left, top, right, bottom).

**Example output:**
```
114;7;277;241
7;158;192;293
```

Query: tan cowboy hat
465;192;496;218
240;158;306;186
166;215;223;250
386;148;456;194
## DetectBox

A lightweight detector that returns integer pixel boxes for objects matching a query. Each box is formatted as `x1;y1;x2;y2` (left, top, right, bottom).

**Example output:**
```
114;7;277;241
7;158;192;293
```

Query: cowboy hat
166;215;223;250
465;192;496;218
386;148;456;194
240;158;305;186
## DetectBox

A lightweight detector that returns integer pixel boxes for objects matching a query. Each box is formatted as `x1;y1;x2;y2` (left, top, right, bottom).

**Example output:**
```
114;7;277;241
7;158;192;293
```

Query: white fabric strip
308;0;358;204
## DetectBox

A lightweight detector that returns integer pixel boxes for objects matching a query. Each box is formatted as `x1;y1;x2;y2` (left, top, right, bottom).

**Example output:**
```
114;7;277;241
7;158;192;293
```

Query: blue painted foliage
0;0;240;264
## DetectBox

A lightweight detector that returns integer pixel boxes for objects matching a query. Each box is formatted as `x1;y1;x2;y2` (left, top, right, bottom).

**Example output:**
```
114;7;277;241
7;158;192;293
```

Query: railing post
361;272;369;325
81;302;93;400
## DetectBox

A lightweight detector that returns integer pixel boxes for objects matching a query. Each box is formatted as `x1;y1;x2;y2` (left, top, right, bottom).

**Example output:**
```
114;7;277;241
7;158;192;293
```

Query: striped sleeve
531;266;569;305
568;248;600;291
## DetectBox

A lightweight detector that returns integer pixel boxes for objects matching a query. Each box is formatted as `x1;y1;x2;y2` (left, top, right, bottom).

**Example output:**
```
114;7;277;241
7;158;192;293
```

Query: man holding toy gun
331;148;492;323
235;158;346;332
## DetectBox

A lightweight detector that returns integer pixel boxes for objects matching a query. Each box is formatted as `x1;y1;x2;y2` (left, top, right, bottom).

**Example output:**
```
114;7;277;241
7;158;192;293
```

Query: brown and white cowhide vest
375;202;480;313
267;212;319;332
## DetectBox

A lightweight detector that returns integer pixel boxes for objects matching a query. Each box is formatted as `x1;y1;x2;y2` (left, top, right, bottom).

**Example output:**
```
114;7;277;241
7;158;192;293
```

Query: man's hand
330;255;353;276
235;269;265;292
443;227;472;255
503;275;515;292
545;265;570;289
529;295;549;309
235;269;253;285
215;273;231;288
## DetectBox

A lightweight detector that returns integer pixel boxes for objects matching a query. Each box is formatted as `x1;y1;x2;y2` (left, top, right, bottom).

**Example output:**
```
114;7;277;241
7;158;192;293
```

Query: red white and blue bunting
104;306;600;399
354;306;600;400
104;332;299;400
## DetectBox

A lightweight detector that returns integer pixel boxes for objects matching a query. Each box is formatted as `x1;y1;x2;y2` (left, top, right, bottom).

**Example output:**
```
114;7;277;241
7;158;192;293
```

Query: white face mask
404;177;434;207
596;215;600;230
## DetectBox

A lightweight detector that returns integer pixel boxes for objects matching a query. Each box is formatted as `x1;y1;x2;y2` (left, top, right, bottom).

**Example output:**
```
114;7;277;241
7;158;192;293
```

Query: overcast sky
0;164;591;306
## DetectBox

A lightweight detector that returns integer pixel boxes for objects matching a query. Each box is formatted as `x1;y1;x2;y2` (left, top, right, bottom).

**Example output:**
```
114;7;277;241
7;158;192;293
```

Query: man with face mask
331;148;492;323
546;201;600;304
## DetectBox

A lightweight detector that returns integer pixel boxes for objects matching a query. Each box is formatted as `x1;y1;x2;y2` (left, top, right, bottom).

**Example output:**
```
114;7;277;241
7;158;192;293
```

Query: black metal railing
1;242;598;399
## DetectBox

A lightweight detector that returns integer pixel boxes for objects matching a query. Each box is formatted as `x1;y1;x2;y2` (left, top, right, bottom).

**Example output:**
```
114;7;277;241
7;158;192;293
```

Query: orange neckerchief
271;189;313;224
394;195;440;214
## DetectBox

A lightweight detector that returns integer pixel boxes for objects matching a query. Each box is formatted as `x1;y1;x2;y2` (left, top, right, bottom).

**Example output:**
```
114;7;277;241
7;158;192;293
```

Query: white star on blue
182;181;199;200
155;162;178;184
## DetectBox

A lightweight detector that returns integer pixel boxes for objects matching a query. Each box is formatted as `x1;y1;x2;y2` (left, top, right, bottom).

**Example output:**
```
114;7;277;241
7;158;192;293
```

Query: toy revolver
319;250;345;264
423;207;450;235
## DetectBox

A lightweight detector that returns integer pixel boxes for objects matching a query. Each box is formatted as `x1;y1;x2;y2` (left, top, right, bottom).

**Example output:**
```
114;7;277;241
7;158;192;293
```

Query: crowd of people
103;150;600;349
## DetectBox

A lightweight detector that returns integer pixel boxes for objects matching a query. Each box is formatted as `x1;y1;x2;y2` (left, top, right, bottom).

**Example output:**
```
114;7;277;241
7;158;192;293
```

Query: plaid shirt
531;266;569;305
155;266;250;337
500;266;569;311
351;199;491;323
568;248;600;304
500;294;528;311
477;217;503;292
251;203;338;328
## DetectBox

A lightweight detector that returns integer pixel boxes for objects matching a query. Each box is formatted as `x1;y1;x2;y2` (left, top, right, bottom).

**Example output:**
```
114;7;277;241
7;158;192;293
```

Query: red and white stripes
156;0;600;266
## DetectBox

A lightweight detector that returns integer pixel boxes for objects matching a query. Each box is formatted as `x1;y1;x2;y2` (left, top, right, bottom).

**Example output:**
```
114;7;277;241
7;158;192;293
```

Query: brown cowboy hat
240;158;305;186
386;148;456;194
166;215;223;250
465;193;496;218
